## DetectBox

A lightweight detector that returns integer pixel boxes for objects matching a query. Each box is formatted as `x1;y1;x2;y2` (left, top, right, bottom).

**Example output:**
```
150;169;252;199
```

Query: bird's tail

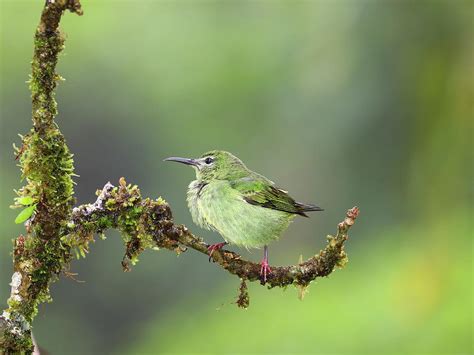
295;202;324;217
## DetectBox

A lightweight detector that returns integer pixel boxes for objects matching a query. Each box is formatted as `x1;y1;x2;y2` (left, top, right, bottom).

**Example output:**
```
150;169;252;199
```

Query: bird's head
165;150;249;181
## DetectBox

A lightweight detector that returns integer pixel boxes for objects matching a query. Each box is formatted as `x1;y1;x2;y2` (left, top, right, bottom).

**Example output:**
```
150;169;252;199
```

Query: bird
164;150;323;281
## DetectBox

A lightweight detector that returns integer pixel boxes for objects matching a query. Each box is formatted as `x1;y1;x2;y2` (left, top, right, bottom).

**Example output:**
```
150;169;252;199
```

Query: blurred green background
1;0;472;354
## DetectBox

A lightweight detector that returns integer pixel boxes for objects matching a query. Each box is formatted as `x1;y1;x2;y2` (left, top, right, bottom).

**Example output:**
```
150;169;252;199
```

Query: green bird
165;150;323;281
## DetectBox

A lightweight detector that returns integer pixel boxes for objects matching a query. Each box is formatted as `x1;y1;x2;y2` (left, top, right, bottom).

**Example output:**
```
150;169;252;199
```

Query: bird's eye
204;157;214;165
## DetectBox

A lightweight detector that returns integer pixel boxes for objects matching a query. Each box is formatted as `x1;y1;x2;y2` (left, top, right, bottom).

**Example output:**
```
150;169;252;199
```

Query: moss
12;39;76;327
3;3;82;352
1;328;34;354
2;1;85;352
61;179;179;272
236;280;249;309
30;32;65;129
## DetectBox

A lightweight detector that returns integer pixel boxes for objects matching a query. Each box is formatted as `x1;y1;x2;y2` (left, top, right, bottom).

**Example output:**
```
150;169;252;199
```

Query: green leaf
17;196;35;206
15;205;36;224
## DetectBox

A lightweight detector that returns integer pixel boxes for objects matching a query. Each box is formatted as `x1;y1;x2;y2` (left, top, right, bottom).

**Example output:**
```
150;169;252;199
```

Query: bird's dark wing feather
230;176;322;216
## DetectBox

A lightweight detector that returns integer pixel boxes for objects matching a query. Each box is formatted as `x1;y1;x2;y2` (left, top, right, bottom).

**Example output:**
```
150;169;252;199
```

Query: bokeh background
1;0;472;354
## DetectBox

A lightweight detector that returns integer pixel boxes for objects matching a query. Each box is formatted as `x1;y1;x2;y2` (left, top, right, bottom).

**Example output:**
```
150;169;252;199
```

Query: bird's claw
207;242;227;262
260;259;272;283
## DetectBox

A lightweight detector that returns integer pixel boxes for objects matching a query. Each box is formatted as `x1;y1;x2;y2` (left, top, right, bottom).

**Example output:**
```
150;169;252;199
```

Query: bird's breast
186;180;293;248
187;180;215;231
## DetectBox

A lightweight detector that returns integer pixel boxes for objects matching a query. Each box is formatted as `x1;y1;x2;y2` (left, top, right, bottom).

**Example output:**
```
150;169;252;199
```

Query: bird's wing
230;176;309;216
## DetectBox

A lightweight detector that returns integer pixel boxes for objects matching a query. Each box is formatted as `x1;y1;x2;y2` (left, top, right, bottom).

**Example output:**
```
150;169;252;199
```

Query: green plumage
165;150;322;249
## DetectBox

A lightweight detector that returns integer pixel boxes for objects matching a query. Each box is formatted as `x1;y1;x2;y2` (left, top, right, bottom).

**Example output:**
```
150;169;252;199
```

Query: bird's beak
164;157;198;167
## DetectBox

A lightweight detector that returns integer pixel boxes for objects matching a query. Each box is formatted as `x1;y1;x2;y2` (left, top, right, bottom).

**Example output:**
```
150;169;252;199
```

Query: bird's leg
260;245;271;282
207;242;228;262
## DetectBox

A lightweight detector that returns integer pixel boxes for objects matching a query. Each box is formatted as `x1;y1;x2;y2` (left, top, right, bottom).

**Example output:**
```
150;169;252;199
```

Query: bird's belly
192;182;294;248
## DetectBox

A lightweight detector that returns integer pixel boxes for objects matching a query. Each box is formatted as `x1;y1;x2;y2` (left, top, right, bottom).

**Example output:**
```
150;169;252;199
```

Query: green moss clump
5;17;76;351
1;328;33;354
62;179;178;272
236;280;250;309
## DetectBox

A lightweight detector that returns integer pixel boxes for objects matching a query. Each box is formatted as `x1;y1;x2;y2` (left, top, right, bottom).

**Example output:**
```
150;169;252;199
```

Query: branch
66;179;359;306
1;1;82;353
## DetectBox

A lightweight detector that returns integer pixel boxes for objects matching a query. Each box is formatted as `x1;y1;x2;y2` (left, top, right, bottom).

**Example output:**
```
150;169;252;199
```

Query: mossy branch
1;1;82;353
66;179;359;306
1;0;359;353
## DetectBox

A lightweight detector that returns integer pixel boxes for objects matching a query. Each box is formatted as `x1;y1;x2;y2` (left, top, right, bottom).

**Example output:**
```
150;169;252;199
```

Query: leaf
17;196;35;206
15;205;36;224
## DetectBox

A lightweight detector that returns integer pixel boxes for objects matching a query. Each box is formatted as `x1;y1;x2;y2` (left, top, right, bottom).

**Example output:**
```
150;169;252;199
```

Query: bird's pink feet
260;245;271;282
207;242;227;262
260;258;272;283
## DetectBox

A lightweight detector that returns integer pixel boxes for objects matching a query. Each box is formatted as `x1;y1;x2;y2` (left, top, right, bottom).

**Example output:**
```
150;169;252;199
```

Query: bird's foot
207;242;227;262
260;258;272;283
